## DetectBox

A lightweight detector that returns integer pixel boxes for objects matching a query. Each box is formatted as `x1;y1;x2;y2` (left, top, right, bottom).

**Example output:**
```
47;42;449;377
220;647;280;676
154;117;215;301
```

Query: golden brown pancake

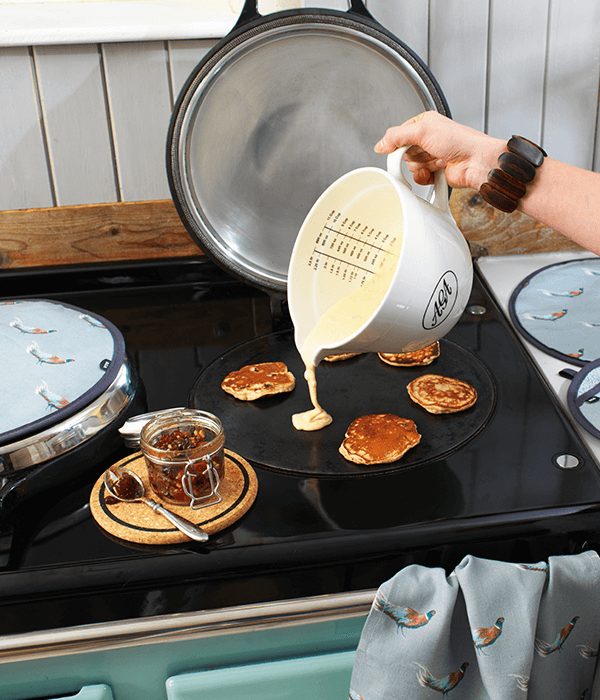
378;342;440;367
323;352;363;362
221;361;295;401
339;414;421;465
407;374;477;414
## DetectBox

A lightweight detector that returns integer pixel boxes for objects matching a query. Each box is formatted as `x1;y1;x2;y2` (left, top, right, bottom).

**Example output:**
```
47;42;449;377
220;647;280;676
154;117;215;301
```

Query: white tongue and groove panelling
34;43;118;207
102;41;174;203
1;0;599;211
0;46;55;210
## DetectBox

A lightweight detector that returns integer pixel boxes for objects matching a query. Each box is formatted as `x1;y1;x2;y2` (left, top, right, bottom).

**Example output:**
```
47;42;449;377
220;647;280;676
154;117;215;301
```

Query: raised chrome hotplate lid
167;6;449;293
0;361;136;472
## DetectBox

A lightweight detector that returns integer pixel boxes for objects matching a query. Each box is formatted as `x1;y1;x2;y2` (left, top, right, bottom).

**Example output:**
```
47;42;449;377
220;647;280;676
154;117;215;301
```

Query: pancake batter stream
292;234;402;432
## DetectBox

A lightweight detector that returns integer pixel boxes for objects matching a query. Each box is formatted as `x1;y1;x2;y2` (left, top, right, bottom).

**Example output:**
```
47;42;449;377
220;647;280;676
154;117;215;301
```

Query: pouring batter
288;141;470;431
292;236;402;431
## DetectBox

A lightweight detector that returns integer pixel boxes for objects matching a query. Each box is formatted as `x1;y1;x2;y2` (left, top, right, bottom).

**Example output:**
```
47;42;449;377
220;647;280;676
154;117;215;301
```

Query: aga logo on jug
423;271;459;330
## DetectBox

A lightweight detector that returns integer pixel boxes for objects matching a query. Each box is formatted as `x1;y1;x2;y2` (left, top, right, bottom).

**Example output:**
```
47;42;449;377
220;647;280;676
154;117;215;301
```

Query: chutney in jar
140;410;225;507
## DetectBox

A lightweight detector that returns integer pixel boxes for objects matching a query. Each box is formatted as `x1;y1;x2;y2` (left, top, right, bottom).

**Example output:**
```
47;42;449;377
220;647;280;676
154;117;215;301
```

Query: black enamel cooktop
1;258;600;637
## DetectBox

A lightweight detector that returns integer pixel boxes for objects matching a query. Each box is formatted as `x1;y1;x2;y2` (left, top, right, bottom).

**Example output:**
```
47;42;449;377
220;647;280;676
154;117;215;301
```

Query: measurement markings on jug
322;226;385;251
308;250;373;284
308;209;398;288
311;229;390;269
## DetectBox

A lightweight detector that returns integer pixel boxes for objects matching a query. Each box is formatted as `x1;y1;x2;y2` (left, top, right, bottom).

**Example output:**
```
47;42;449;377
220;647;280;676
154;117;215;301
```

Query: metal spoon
103;466;209;542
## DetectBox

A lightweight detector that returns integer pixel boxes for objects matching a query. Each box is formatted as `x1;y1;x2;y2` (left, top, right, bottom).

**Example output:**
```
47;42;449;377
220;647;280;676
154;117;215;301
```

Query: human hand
374;112;505;191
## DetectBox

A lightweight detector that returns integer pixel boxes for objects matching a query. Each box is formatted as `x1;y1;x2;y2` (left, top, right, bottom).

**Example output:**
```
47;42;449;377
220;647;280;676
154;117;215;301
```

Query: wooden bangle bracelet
479;136;546;213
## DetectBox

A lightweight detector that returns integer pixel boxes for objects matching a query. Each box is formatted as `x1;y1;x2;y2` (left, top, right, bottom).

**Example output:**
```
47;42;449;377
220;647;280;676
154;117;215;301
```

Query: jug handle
387;146;451;215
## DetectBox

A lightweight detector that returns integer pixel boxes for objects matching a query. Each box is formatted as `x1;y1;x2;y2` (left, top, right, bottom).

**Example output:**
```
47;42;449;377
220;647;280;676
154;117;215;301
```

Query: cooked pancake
339;414;421;465
407;374;477;414
378;342;440;367
221;361;295;401
323;352;362;362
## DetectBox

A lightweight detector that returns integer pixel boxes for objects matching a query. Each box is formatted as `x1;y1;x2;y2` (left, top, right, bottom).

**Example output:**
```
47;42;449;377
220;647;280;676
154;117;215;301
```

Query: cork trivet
90;449;257;545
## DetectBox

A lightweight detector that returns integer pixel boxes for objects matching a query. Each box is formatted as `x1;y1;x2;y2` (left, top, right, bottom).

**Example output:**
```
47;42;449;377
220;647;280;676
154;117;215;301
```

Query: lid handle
234;1;372;31
347;0;373;19
387;146;450;215
232;0;261;31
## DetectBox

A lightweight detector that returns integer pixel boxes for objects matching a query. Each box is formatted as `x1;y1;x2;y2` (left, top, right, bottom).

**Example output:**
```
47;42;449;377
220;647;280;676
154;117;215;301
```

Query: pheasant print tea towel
350;552;600;699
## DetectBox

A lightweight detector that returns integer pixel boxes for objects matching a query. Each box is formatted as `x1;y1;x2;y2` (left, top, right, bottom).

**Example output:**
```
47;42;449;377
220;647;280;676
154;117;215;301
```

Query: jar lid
0;299;125;446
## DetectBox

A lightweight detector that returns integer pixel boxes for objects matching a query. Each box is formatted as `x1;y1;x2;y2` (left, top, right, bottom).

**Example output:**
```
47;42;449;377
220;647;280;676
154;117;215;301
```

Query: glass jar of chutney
140;409;224;509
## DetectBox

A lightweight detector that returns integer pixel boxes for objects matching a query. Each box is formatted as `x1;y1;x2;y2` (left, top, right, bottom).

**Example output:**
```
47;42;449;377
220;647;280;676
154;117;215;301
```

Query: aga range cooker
1;254;599;638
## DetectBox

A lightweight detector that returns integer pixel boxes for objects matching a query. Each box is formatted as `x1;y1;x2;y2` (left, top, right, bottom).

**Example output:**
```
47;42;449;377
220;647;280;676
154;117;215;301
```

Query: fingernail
374;141;383;153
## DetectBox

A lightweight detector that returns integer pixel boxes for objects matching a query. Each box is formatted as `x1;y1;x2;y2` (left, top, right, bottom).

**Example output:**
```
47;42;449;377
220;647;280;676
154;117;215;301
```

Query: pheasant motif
523;310;567;322
516;562;548;572
542;288;583;297
27;342;74;365
10;317;56;334
80;314;106;329
36;381;69;410
472;617;504;655
374;591;435;636
535;616;579;656
349;692;365;700
416;662;469;695
577;644;598;659
508;673;529;691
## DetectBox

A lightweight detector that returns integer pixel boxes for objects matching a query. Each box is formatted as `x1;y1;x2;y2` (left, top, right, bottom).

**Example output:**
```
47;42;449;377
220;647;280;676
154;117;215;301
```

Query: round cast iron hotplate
190;331;496;478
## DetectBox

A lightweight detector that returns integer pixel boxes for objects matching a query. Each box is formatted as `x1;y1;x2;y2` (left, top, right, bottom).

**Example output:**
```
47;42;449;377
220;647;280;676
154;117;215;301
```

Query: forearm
515;158;600;255
466;146;600;254
375;112;600;256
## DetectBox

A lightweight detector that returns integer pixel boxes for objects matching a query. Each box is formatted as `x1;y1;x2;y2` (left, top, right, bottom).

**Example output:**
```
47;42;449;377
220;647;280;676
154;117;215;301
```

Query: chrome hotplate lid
167;1;450;293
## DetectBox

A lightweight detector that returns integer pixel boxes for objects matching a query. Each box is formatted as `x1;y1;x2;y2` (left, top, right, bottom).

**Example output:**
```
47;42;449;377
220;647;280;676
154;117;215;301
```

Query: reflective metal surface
0;362;135;471
168;15;449;292
0;589;375;662
118;407;186;448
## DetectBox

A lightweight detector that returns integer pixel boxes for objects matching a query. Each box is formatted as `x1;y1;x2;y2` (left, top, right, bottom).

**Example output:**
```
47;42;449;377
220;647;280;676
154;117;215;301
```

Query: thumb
374;134;399;154
374;120;424;154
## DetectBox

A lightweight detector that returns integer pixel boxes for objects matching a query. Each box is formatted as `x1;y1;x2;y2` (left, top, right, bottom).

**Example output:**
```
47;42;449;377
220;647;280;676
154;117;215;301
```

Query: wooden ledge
0;192;583;271
449;187;584;257
0;199;201;269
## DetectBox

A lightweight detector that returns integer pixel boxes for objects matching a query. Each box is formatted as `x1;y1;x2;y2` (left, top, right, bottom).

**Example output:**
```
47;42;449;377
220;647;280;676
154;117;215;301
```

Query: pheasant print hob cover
509;257;600;366
350;552;600;699
0;299;124;445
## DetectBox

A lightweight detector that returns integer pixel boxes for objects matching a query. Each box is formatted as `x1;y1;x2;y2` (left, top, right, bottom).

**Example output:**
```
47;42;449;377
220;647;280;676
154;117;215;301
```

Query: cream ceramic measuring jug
287;146;473;367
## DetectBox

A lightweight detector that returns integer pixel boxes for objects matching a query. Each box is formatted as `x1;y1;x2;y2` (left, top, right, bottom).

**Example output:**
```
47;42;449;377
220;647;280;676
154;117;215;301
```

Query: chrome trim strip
0;361;135;470
0;590;375;663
